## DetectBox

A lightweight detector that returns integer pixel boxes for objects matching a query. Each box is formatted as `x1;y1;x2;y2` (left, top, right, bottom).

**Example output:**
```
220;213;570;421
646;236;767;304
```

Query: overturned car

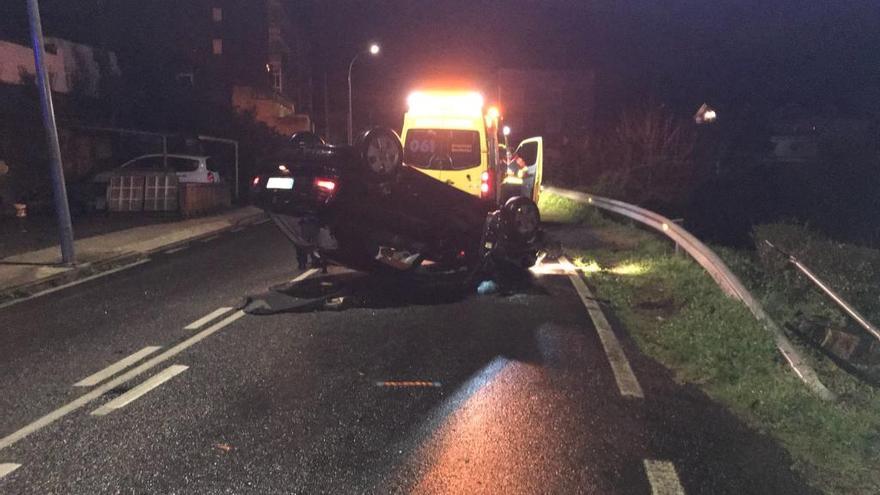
250;128;541;278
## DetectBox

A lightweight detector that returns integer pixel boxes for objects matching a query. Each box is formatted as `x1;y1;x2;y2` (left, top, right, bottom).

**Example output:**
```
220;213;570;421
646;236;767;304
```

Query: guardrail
546;186;835;401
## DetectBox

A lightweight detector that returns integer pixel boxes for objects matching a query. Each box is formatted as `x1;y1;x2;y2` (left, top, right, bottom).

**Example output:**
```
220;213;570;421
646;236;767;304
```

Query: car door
513;137;543;203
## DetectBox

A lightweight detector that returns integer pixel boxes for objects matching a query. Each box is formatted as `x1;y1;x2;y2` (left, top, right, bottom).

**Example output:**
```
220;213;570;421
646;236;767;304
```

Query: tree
591;101;698;210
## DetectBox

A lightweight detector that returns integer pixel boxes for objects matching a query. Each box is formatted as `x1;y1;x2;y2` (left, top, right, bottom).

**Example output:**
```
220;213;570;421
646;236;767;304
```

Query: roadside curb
0;210;267;306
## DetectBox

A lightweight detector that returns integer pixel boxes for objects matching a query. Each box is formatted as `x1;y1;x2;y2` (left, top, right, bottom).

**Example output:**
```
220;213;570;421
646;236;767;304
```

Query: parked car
250;128;541;276
92;154;222;184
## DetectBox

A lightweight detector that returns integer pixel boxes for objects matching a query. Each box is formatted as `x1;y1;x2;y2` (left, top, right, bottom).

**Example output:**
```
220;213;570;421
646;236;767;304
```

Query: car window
515;141;539;167
166;157;200;172
404;129;481;170
122;156;165;171
205;157;220;172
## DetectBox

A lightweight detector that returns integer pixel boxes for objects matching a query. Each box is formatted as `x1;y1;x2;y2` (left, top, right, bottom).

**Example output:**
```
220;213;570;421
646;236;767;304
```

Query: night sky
3;0;879;119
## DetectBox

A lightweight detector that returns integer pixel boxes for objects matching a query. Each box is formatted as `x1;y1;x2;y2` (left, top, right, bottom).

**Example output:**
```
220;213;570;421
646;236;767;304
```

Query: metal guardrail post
546;186;835;401
765;240;880;344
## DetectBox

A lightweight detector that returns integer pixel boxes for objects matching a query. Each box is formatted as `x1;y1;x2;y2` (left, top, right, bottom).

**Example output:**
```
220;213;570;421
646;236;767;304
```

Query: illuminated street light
502;125;511;136
348;42;381;144
694;102;718;125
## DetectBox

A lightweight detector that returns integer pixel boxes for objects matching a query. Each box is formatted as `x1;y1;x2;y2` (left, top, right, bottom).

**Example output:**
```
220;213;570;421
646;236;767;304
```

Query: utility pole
27;0;75;265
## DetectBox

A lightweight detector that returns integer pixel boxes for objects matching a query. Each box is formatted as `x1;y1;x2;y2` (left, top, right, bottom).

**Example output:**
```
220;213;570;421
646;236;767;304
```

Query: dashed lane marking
560;256;644;398
644;459;685;495
0;258;151;311
74;346;162;387
0;463;21;479
184;307;234;330
0;310;245;452
90;364;189;416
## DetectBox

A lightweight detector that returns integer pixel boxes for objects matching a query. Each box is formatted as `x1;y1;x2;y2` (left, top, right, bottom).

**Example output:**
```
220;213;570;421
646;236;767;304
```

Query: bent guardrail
546;186;835;401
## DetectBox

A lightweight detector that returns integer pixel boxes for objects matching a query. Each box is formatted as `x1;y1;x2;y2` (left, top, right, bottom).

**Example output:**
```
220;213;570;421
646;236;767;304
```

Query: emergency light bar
406;91;484;117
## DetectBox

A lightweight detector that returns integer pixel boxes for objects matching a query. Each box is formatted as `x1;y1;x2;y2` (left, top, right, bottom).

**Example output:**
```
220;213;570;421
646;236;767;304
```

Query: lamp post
347;43;380;144
27;0;75;265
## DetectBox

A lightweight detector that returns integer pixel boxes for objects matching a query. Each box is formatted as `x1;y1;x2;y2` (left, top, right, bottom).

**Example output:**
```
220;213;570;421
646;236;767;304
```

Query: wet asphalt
0;222;817;494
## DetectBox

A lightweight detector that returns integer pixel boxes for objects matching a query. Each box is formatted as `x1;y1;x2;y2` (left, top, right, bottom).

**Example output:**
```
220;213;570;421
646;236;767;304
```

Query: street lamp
348;43;381;144
502;126;511;161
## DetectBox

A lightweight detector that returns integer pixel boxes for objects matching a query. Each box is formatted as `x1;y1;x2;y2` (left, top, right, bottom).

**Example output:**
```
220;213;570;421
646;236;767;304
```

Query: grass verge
539;192;880;495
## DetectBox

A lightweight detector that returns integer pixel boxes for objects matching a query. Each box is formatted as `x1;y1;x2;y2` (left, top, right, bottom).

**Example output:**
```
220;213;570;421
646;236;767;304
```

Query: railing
546;186;835;401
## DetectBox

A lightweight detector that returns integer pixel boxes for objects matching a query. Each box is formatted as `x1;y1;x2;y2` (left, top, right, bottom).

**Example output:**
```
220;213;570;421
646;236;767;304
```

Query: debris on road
477;280;499;295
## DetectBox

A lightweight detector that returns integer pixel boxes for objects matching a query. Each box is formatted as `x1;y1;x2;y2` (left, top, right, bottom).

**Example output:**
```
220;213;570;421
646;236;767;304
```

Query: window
212;7;222;22
166;157;200;172
122;156;166;171
515;141;538;166
268;62;282;92
404;129;481;170
212;38;223;55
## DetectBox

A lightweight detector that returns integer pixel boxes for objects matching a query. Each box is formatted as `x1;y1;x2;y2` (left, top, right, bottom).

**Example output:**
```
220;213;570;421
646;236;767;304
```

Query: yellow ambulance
400;90;543;204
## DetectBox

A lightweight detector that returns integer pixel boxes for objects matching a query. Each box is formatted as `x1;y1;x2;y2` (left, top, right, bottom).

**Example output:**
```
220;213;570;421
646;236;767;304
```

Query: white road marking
0;258;151;311
200;235;221;243
230;226;245;233
291;268;320;283
0;310;245;452
164;245;189;254
644;459;685;495
90;365;189;416
0;463;21;479
74;346;162;387
184;307;233;330
560;256;644;398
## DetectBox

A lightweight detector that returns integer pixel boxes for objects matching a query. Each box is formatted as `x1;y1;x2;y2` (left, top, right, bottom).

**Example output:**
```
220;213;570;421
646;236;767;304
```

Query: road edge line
560;256;644;398
0;258;151;311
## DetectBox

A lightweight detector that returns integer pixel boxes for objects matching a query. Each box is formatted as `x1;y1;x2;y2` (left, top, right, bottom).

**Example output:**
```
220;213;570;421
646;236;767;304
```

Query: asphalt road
0;222;817;494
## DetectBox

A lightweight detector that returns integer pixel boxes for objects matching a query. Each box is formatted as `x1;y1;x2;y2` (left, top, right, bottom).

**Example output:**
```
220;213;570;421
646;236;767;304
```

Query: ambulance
400;90;543;205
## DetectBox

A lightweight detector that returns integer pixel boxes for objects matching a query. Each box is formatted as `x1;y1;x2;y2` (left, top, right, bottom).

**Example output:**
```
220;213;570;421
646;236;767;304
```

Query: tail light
207;171;216;183
314;177;338;202
252;176;260;187
480;170;493;199
314;178;337;192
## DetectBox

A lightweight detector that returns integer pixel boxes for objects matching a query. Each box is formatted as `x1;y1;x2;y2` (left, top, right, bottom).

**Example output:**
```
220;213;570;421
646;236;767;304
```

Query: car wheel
355;127;403;178
501;196;541;242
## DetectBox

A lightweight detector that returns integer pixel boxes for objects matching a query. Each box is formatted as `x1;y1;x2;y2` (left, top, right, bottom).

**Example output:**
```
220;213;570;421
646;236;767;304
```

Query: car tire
500;196;541;243
354;127;403;179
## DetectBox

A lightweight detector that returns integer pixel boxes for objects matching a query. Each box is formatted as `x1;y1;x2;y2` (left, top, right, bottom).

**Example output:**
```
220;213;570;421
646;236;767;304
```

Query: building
159;0;313;134
0;37;119;97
